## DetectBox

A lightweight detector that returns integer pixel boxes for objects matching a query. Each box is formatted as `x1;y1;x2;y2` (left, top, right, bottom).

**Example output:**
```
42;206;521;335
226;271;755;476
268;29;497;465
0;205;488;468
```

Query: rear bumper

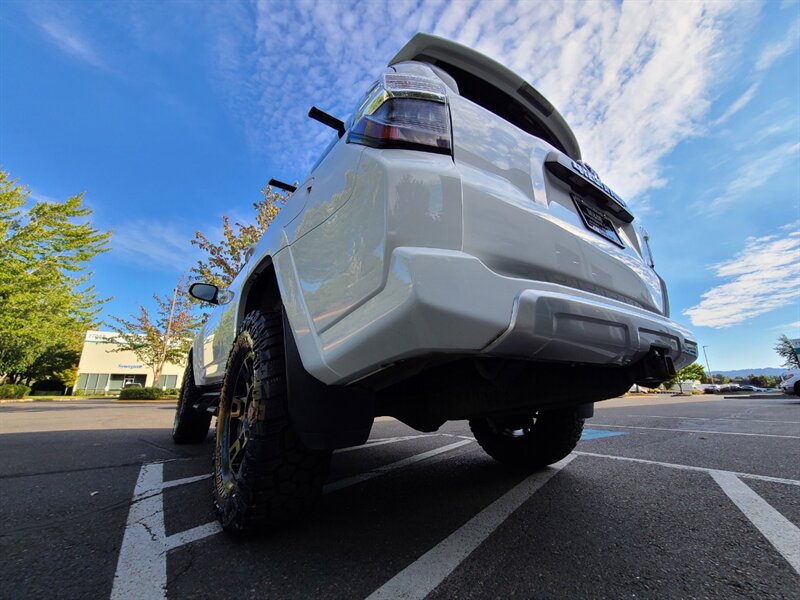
287;247;697;384
484;288;696;367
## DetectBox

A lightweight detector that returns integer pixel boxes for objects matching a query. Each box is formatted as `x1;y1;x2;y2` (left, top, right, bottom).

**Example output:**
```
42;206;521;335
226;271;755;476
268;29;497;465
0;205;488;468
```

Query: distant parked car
738;385;762;392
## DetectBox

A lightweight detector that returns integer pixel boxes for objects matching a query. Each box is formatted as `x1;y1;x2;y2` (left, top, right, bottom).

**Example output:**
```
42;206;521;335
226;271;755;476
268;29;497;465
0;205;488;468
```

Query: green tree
748;374;769;388
191;184;290;288
107;276;199;387
774;335;800;370
18;341;81;387
666;362;706;393
0;170;109;383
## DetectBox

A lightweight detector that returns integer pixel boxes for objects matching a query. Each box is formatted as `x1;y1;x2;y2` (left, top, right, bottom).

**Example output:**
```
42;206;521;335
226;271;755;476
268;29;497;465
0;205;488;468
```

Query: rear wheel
469;409;584;469
172;357;212;444
794;382;800;396
212;309;332;534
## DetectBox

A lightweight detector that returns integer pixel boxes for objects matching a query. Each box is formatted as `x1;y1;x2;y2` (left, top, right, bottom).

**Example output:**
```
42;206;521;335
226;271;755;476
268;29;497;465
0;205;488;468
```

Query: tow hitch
633;347;676;386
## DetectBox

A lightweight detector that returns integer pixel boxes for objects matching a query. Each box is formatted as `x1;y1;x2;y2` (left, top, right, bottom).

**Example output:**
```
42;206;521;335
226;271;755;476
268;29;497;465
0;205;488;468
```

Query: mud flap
283;312;375;450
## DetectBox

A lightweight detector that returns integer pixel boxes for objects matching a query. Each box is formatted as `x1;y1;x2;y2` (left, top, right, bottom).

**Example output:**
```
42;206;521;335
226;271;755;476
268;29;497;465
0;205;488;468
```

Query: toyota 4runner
173;33;697;534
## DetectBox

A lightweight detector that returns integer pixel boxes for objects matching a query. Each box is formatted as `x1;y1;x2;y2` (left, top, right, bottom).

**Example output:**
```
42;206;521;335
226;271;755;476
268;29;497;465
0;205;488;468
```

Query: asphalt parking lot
1;394;798;599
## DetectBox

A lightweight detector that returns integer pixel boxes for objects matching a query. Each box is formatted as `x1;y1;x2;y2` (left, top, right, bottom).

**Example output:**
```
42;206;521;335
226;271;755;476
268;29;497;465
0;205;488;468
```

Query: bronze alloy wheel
217;349;255;495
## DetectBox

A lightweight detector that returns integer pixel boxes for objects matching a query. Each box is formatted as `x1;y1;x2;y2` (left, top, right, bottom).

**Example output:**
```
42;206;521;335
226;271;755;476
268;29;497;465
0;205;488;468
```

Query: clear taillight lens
348;73;452;155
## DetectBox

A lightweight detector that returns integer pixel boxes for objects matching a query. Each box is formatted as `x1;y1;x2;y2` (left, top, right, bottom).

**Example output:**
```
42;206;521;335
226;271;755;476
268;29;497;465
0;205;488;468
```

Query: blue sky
1;0;798;371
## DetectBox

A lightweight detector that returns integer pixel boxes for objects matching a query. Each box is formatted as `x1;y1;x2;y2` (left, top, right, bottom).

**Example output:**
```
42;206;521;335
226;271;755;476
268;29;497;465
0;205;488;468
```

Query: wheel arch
237;255;282;330
237;253;374;450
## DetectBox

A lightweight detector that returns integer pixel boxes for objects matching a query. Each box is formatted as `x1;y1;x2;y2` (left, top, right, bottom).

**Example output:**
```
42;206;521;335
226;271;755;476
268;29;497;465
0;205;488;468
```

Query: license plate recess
572;193;624;247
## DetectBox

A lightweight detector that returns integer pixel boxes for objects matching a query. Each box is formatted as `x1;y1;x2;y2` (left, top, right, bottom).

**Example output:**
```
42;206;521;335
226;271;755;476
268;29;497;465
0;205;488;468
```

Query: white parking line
334;434;437;454
710;471;800;575
624;415;800;425
366;455;576;600
164;521;223;551
160;473;210;490
110;463;168;600
573;451;800;486
325;439;473;493
589;424;800;439
111;437;474;600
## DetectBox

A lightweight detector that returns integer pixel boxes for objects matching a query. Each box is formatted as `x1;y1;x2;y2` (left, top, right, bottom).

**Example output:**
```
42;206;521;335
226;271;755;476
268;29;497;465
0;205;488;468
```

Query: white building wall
76;331;186;393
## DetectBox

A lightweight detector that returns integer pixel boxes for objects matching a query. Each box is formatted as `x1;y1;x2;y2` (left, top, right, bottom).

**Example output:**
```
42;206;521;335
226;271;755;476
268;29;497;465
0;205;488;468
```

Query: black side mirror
189;282;219;305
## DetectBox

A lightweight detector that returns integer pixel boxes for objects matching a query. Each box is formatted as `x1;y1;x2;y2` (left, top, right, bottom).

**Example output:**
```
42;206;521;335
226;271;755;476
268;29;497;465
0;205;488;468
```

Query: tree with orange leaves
107;276;199;387
190;184;290;289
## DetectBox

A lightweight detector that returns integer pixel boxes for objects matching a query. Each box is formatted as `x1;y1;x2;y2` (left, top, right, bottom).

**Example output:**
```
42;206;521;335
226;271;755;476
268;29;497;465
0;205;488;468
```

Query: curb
114;399;177;404
0;397;100;404
0;397;178;404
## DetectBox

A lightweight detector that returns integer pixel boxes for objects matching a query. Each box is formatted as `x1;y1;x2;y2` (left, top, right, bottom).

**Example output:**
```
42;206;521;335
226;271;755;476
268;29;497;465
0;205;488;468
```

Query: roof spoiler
389;33;581;160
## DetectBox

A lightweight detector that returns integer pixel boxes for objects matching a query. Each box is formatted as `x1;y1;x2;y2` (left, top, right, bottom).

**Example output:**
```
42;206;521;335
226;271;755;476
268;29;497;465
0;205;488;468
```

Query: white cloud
756;17;800;72
773;320;800;331
684;224;800;328
709;16;799;135
111;221;199;273
711;83;760;126
703;141;800;213
208;0;749;202
36;18;105;68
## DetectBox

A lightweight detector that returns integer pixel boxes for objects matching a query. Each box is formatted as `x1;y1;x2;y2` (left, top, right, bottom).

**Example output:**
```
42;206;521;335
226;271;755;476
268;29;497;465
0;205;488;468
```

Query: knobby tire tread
469;409;584;470
213;310;331;534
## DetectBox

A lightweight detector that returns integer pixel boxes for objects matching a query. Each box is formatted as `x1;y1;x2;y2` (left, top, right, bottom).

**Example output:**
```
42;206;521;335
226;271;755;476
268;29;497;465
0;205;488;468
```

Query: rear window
424;59;570;155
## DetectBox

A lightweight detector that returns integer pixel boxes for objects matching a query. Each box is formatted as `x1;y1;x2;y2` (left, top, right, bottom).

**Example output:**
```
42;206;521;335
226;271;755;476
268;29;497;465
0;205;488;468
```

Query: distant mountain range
710;368;787;378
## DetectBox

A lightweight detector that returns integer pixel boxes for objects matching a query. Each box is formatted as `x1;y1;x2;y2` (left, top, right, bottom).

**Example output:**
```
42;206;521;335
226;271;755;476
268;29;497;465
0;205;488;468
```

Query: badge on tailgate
544;152;634;223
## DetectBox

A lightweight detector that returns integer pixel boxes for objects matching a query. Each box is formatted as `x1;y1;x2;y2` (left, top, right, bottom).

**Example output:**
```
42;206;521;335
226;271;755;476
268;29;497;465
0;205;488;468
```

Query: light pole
702;345;713;384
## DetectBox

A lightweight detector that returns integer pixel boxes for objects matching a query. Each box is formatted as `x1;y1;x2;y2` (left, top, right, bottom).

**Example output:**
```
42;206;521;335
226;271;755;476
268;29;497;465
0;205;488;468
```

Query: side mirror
189;283;219;304
189;282;233;305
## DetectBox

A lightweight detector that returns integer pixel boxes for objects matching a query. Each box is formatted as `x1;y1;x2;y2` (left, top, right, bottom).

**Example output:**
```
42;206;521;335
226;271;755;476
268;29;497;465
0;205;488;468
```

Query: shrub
30;378;66;393
163;388;180;397
118;386;162;400
0;384;31;399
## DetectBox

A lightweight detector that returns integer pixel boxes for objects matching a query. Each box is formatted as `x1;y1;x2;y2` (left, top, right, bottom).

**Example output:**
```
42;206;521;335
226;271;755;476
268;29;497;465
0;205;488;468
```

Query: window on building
159;374;178;389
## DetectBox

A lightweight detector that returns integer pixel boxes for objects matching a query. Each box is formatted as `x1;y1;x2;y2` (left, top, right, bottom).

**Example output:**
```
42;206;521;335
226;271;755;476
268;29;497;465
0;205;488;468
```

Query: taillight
348;73;451;155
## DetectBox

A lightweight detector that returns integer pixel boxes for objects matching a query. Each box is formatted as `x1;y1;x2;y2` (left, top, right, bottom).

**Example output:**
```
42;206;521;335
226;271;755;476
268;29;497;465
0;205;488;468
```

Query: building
75;331;186;394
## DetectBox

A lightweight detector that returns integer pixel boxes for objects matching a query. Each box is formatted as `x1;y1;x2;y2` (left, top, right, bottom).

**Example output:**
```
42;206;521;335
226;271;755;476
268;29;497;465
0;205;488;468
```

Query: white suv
173;33;697;534
780;370;800;395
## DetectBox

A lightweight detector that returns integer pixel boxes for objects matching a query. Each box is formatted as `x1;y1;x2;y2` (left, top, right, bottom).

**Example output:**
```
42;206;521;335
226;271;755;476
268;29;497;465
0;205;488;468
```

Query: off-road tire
172;357;212;444
212;310;332;534
794;381;800;397
469;409;584;469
